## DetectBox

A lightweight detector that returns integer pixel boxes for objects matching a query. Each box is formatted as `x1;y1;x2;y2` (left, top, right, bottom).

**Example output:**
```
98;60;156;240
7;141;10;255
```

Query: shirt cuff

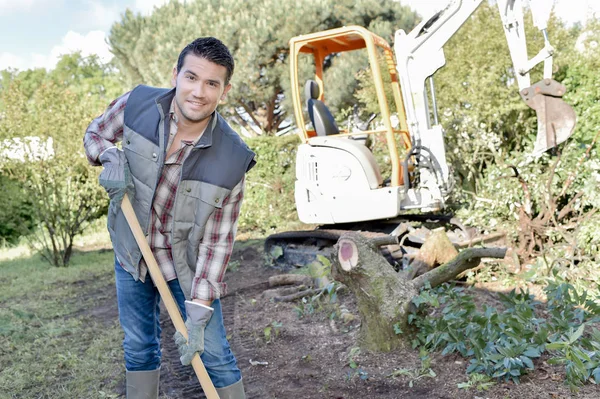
98;146;120;164
191;278;227;302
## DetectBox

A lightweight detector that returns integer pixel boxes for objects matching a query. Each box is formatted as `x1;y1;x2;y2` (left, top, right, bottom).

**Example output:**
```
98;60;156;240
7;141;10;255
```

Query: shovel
521;78;577;157
121;193;220;399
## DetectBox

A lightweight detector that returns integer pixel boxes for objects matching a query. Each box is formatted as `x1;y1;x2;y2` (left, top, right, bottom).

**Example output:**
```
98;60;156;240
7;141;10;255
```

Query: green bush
410;281;600;391
0;81;107;266
239;135;301;234
0;175;35;245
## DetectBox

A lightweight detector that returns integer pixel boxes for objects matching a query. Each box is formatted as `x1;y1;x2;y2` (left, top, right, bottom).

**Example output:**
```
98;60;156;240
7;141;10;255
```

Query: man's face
171;54;231;126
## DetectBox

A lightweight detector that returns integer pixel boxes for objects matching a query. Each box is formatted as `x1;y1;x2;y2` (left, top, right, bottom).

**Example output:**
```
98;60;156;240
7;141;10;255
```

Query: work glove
174;301;214;366
98;147;134;204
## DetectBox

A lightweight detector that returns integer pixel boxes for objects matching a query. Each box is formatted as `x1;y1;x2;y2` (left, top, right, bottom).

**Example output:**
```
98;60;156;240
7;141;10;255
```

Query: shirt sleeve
83;91;131;166
191;176;246;302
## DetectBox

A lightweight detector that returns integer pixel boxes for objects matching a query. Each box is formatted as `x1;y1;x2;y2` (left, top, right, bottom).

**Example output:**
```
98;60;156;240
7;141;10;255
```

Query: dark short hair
176;37;235;85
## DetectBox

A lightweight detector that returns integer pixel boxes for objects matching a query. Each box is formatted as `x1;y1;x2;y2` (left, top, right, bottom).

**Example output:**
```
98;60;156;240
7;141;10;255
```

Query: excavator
266;0;577;267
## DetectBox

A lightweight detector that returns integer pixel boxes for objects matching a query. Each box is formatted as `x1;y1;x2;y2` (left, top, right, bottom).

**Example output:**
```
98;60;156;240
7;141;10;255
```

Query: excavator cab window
290;26;413;188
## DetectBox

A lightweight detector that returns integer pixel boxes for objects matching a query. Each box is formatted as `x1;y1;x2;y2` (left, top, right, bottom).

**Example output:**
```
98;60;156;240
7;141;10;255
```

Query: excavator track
264;216;502;270
265;228;396;268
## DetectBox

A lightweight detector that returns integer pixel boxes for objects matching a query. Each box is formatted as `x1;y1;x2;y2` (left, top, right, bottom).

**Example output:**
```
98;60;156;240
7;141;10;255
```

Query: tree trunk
331;231;506;352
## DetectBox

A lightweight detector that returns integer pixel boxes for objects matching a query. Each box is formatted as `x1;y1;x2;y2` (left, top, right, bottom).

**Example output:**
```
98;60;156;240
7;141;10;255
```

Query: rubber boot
215;378;246;399
126;368;160;399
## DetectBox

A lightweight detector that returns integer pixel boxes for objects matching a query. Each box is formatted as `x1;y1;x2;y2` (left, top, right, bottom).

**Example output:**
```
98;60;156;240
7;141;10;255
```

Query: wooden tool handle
121;194;219;399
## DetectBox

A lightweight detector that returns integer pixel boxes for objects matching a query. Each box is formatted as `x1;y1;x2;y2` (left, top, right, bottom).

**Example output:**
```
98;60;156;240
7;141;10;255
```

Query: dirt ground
103;240;600;399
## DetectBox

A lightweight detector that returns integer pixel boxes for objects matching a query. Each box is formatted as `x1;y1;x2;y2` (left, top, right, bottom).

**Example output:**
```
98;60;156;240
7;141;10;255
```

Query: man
83;37;255;399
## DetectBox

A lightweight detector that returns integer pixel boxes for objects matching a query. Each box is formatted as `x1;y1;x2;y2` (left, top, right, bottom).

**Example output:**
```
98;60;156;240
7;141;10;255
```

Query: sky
0;0;598;72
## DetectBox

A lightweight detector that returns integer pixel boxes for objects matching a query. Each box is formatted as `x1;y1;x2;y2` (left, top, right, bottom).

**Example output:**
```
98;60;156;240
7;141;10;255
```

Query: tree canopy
108;0;418;134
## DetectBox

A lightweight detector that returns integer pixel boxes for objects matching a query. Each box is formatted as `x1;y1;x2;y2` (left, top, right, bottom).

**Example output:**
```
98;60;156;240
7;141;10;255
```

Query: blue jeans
114;259;242;388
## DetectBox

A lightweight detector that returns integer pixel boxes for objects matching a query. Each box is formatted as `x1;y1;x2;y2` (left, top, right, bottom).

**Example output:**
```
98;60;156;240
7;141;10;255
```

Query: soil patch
154;241;600;398
87;241;599;398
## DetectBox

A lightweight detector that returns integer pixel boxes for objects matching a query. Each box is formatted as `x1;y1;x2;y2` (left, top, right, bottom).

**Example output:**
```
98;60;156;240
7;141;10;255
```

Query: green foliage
353;53;395;118
457;373;496;391
0;52;124;109
0;57;115;266
0;68;47;110
108;0;417;134
409;281;600;391
345;346;369;381
455;137;600;283
435;4;576;188
0;175;34;244
239;135;300;234
449;15;600;272
48;53;125;100
387;349;436;388
291;255;341;320
292;278;341;320
293;295;316;319
561;19;600;145
348;346;361;369
263;320;283;343
443;12;600;276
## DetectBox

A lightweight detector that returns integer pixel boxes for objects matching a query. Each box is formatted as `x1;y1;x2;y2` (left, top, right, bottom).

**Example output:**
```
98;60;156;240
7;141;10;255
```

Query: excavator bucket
520;79;577;157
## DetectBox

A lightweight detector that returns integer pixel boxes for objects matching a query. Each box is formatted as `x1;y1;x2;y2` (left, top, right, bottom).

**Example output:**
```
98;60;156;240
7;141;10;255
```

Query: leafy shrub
0;81;107;266
448;19;600;279
0;175;35;244
409;281;600;391
239;135;301;234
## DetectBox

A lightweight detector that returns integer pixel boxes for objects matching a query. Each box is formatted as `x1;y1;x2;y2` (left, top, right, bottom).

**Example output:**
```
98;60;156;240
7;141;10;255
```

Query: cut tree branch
412;247;507;290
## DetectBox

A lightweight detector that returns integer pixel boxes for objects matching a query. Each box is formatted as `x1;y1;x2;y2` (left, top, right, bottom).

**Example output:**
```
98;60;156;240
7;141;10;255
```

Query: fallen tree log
331;231;506;352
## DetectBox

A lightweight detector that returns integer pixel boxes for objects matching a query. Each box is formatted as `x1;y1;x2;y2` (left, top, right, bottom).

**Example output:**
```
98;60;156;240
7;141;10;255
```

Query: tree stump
331;231;506;352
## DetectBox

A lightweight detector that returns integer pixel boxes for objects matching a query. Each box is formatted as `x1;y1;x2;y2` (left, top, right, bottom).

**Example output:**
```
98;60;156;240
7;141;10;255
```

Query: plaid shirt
84;91;244;301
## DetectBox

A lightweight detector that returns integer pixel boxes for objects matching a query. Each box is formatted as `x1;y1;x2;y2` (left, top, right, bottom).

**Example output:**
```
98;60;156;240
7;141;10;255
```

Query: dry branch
412;247;507;290
455;231;507;248
273;288;320;302
368;235;400;248
268;274;312;287
262;285;309;300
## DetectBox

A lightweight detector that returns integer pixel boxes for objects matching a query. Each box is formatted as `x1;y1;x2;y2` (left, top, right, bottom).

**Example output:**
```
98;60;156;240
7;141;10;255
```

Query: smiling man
83;37;255;399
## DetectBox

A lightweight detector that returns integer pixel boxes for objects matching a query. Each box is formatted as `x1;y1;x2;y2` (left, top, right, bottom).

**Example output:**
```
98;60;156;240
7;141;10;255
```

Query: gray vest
108;85;256;299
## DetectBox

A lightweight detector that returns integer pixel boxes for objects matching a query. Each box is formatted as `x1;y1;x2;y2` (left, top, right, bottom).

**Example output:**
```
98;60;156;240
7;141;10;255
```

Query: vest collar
195;112;219;149
155;87;176;116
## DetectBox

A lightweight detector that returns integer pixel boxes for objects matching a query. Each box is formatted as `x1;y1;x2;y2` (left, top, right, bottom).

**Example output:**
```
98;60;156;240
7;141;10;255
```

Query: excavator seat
305;80;339;136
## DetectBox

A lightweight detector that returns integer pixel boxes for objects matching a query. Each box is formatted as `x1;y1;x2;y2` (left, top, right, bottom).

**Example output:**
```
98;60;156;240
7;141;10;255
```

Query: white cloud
44;30;113;69
134;0;172;15
0;0;44;15
1;30;112;71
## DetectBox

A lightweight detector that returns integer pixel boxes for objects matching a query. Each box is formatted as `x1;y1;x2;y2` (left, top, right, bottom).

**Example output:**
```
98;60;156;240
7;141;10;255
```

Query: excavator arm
394;0;577;205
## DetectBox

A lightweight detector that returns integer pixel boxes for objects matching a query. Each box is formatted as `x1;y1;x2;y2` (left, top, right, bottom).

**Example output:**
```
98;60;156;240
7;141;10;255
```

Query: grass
0;217;274;398
0;221;123;399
